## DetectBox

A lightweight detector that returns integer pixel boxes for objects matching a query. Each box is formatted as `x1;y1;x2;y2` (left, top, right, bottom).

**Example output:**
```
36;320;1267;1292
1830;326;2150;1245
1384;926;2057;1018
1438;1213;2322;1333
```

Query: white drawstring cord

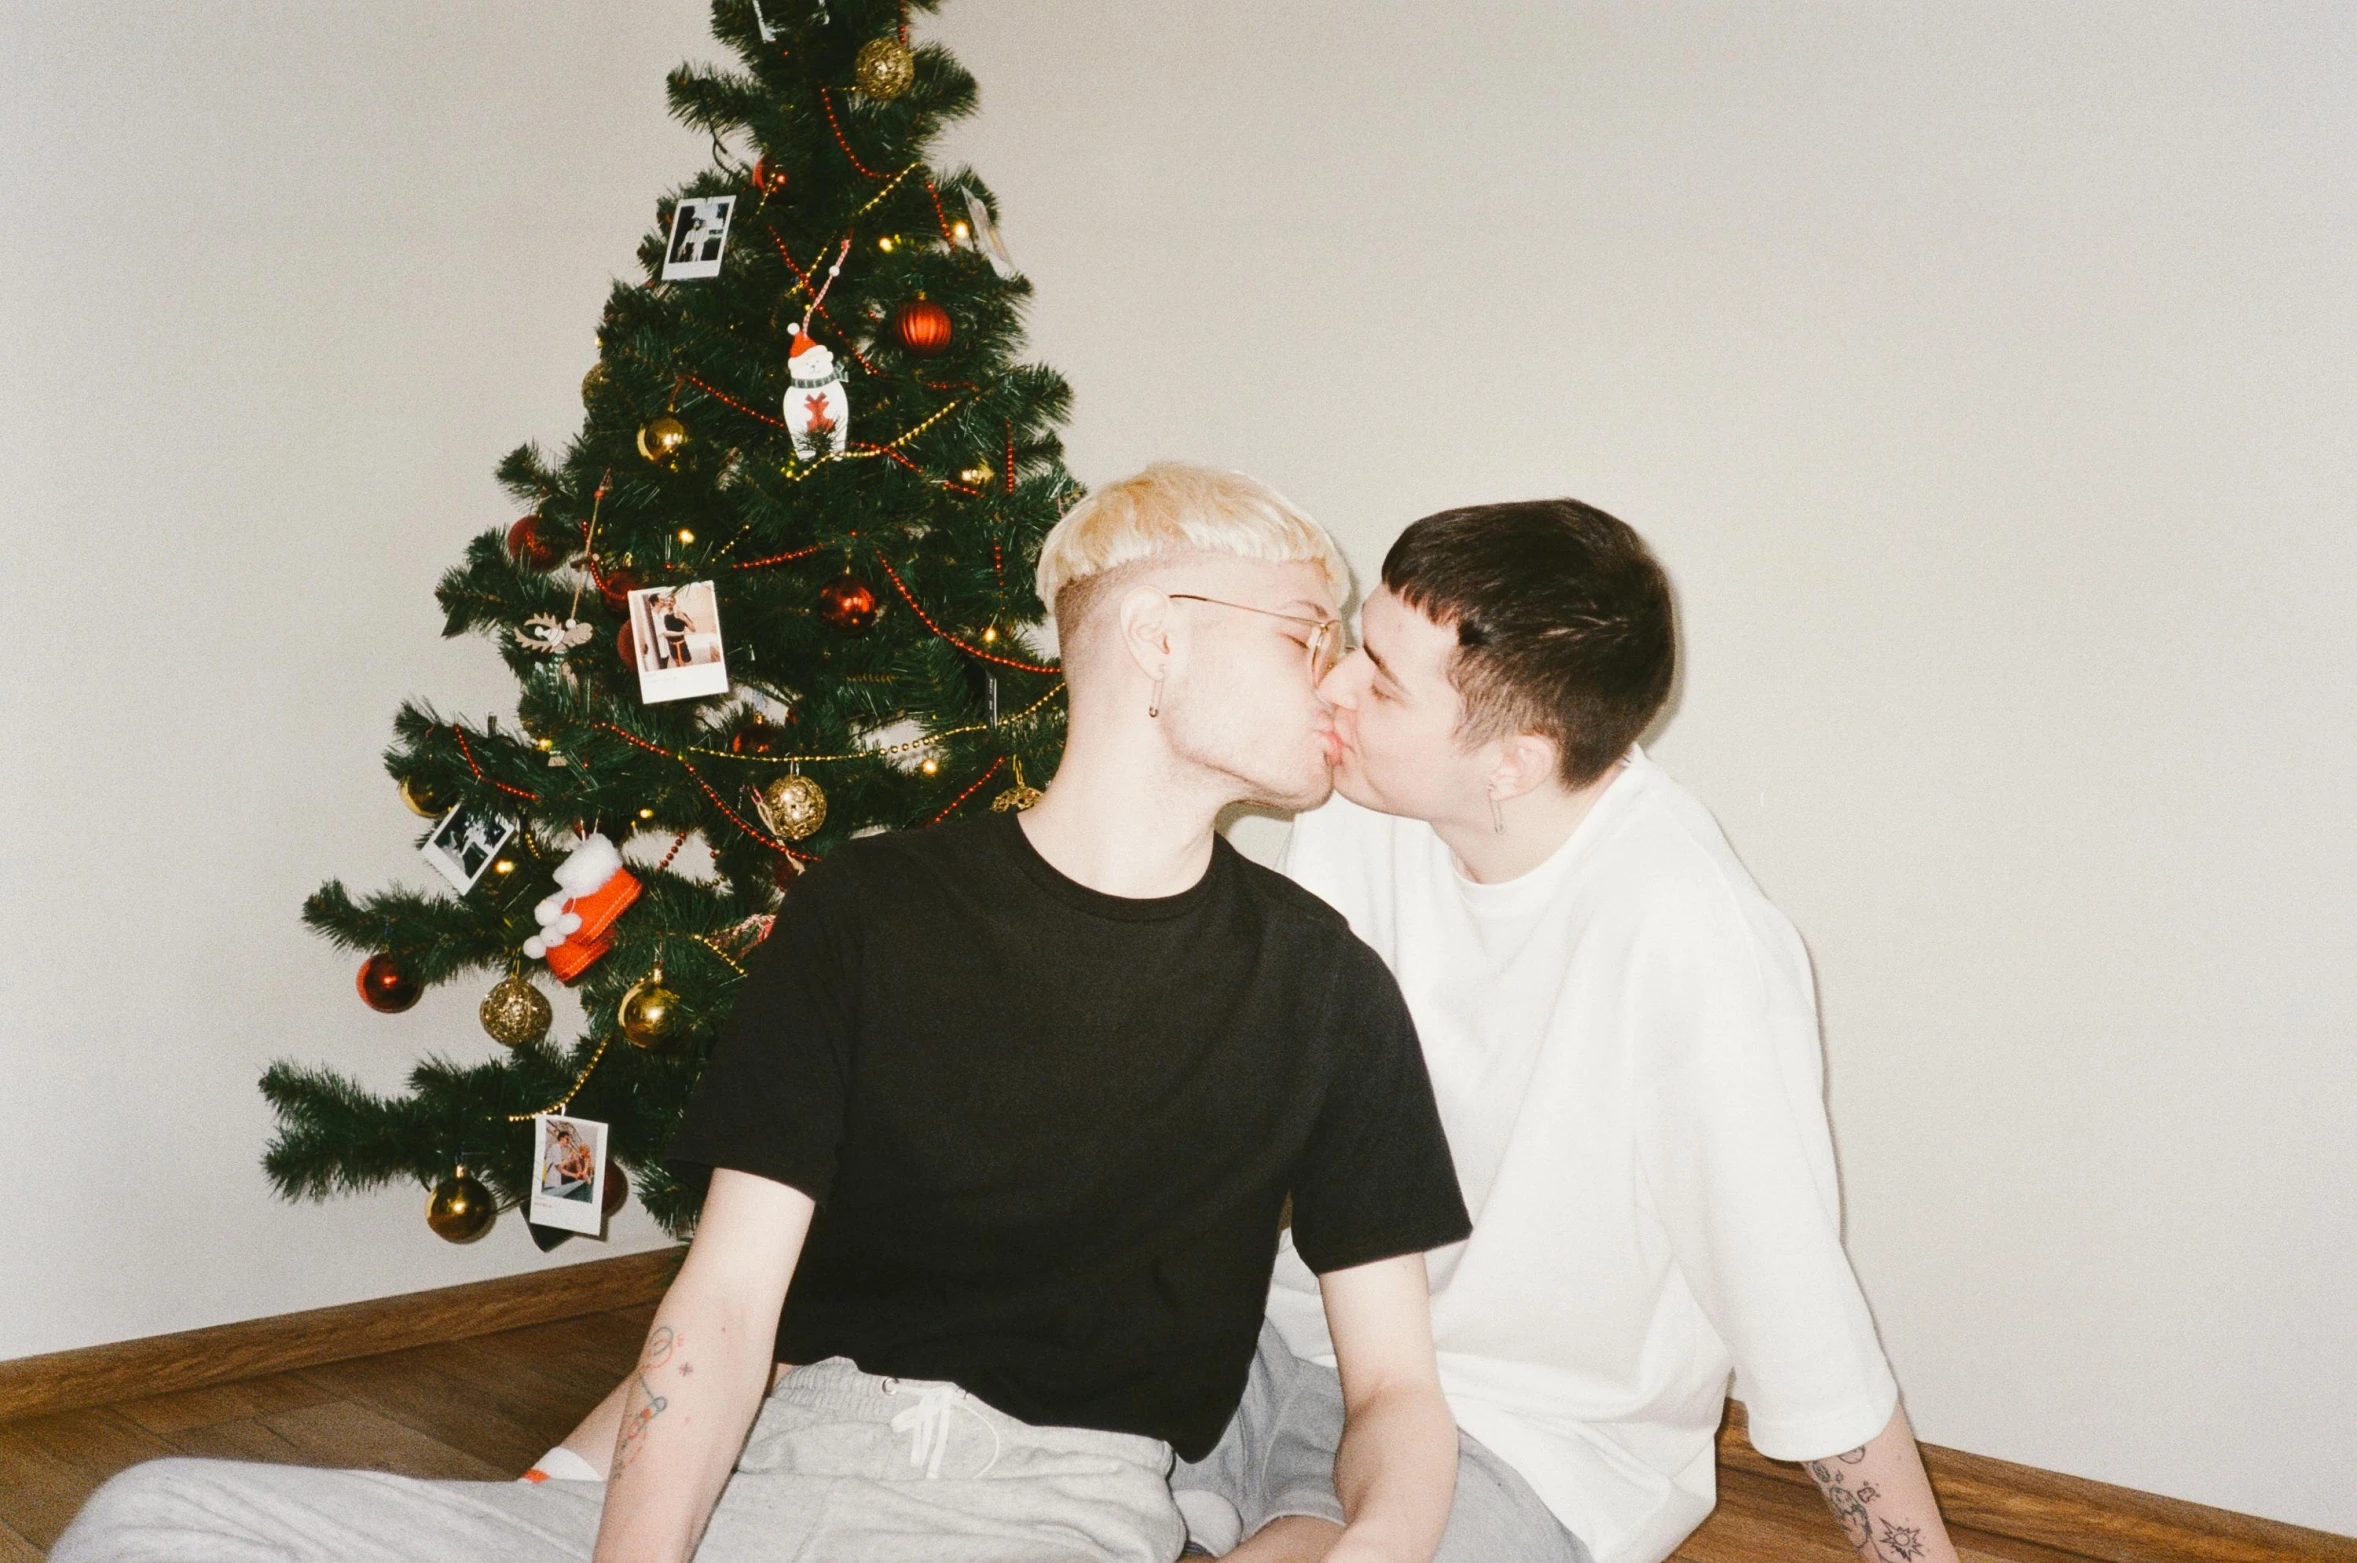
885;1381;1003;1480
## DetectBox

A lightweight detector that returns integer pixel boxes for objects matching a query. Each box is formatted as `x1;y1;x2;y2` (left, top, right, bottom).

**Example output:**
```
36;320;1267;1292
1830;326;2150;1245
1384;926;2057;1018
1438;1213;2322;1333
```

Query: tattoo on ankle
614;1327;679;1474
1805;1447;1927;1562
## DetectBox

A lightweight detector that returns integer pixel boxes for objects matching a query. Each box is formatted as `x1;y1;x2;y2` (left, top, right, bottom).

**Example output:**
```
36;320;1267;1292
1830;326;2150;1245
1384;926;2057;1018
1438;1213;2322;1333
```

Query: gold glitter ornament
637;415;688;465
755;772;828;840
618;966;684;1050
479;969;553;1049
426;1169;495;1243
853;36;915;99
581;363;609;402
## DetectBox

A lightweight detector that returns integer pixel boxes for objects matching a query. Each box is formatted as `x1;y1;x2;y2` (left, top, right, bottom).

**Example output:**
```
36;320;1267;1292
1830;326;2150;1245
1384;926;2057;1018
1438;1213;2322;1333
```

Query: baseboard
1721;1402;2356;1563
0;1246;681;1423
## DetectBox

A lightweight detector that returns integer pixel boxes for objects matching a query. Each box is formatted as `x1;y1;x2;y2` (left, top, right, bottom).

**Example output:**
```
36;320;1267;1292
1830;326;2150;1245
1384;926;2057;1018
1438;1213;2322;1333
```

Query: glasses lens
1310;623;1343;682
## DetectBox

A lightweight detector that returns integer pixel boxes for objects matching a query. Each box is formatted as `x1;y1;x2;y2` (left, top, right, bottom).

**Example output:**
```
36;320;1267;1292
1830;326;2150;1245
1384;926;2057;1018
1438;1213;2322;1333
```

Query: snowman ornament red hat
780;239;853;461
782;327;849;460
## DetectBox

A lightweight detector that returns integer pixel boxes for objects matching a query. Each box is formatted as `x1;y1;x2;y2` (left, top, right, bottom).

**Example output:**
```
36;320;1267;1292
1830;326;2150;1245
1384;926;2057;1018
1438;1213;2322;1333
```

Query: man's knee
52;1457;229;1560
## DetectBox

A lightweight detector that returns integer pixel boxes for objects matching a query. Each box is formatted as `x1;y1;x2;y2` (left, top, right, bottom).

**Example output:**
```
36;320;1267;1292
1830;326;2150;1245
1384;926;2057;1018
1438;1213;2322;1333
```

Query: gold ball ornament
618;967;684;1050
853;36;916;100
755;773;828;840
581;363;609;403
637;415;688;466
478;971;552;1049
399;775;449;818
426;1170;496;1243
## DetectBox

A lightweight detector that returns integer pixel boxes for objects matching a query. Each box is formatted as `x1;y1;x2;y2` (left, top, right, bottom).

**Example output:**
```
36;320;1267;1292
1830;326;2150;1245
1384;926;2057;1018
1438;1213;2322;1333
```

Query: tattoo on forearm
614;1326;679;1474
1806;1446;1927;1562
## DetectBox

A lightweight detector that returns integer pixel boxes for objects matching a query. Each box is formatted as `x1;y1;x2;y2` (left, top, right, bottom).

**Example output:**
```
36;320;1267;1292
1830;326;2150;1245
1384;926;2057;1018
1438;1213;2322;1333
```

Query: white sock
519;1445;603;1483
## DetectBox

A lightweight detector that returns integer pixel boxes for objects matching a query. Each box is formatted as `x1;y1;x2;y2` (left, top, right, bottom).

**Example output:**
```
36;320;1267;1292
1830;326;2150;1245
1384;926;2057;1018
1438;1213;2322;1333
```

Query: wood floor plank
111;1372;335;1437
472;1309;652;1399
164;1415;310;1464
297;1346;565;1475
249;1399;505;1482
0;1518;41;1563
0;1409;178;1548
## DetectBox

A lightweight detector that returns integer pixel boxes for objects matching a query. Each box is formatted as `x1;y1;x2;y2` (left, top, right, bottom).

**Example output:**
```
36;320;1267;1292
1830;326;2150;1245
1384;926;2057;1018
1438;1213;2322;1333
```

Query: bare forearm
589;1295;773;1563
1328;1381;1457;1563
1803;1405;1960;1563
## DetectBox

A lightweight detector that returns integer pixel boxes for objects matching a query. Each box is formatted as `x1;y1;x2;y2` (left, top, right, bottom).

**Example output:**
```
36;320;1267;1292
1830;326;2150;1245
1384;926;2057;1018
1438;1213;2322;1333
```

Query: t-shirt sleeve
1629;897;1900;1462
664;864;860;1204
1288;936;1473;1275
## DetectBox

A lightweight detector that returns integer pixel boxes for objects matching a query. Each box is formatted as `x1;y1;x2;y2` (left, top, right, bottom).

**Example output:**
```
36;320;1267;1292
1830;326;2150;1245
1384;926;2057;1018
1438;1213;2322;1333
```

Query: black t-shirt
666;811;1470;1460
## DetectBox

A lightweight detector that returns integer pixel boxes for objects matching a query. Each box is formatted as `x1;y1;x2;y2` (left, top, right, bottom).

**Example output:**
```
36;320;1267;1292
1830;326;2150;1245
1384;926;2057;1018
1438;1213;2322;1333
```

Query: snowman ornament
782;327;849;460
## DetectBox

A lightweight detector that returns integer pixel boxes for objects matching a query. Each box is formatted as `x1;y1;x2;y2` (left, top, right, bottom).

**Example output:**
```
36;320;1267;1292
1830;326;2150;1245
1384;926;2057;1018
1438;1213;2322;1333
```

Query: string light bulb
920;755;941;776
637;806;655;820
876;234;898;253
950;220;971;243
981;626;999;645
492;859;516;876
676;527;696;544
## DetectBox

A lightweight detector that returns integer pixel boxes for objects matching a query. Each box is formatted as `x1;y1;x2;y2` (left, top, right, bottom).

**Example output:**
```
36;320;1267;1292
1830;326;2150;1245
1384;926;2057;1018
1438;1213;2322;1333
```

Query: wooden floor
0;1304;2229;1561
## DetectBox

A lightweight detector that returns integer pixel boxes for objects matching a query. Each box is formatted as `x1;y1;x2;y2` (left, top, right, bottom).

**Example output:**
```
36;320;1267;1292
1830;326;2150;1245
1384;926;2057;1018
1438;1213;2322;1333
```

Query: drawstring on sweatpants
883;1380;1002;1480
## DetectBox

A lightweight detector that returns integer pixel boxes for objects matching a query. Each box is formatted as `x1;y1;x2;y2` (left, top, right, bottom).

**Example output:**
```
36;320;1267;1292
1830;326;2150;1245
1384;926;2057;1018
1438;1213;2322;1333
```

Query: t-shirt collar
997;809;1234;922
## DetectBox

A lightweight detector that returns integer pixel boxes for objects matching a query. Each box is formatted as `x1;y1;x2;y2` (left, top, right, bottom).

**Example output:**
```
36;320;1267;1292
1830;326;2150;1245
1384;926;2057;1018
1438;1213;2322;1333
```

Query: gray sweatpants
1172;1321;1594;1563
53;1357;1185;1563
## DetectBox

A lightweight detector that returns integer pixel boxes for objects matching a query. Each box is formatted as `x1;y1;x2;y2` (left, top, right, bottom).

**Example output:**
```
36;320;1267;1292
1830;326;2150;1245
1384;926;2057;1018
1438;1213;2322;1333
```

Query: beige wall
4;0;2349;1536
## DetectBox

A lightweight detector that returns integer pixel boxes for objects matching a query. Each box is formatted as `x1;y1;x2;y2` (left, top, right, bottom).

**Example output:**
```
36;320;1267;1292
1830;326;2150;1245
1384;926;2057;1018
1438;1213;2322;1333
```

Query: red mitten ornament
522;833;641;983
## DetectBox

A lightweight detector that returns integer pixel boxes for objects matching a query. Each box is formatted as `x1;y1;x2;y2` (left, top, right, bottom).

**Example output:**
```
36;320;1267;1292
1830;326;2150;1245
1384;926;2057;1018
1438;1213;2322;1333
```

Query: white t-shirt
1265;748;1899;1563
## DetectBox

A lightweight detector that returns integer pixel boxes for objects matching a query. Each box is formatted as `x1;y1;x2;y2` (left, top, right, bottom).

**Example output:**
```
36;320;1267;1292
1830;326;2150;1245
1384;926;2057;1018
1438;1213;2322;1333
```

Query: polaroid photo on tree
419;803;515;894
661;196;736;281
628;580;731;704
529;1112;608;1236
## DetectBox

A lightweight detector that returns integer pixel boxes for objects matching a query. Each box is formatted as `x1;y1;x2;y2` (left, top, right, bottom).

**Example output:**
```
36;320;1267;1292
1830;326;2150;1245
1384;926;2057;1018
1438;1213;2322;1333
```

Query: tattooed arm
1802;1405;1961;1563
590;1169;815;1563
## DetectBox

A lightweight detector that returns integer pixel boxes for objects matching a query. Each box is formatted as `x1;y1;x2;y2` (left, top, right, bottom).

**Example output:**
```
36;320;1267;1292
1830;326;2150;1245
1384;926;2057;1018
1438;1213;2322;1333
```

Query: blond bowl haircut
1035;463;1351;642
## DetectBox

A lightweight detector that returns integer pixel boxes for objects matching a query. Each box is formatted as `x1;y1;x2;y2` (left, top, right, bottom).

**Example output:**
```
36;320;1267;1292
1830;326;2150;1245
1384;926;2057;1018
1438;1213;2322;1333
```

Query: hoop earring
1488;791;1506;835
1147;677;1163;719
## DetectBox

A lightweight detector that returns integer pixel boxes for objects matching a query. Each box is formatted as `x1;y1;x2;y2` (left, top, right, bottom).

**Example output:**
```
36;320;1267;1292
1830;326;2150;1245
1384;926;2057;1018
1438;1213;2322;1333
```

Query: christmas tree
263;0;1073;1250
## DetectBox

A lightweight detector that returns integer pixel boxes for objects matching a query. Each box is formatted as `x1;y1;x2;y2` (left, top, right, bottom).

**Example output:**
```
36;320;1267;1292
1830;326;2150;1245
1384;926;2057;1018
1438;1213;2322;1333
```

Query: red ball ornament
506;514;568;571
616;620;640;667
771;854;804;892
357;952;421;1014
817;572;881;633
603;1164;631;1217
598;565;643;616
751;155;789;197
893;298;952;357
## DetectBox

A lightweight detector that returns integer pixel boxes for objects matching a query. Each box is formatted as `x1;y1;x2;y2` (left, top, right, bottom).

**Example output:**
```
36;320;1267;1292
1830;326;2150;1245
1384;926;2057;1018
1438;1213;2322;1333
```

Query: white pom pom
535;895;566;926
557;911;582;936
522;936;547;958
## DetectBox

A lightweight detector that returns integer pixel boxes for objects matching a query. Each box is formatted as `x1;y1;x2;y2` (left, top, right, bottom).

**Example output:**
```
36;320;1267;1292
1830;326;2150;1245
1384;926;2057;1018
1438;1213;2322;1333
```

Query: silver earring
1147;677;1163;719
1489;792;1506;835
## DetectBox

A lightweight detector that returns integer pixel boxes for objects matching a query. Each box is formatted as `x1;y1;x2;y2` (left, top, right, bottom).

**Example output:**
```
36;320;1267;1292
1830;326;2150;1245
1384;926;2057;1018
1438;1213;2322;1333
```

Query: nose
1317;648;1367;708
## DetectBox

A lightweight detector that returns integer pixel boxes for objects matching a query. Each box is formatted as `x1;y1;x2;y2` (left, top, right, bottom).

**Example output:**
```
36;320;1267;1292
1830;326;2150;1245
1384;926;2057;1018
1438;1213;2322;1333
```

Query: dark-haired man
1174;501;1962;1563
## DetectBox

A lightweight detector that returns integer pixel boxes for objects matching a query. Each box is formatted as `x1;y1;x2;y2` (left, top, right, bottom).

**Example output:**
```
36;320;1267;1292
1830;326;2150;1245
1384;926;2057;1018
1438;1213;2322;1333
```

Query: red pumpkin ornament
893;298;952;356
597;565;643;616
729;717;794;756
817;572;881;633
357;952;422;1014
506;514;568;571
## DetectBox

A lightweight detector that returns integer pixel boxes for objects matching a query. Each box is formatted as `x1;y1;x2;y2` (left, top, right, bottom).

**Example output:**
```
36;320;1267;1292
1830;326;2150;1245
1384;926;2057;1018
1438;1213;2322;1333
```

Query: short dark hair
1381;499;1676;787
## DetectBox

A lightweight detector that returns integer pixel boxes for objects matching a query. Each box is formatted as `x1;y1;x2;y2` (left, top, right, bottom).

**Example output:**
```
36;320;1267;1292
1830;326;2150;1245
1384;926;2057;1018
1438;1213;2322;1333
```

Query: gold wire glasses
1166;594;1352;683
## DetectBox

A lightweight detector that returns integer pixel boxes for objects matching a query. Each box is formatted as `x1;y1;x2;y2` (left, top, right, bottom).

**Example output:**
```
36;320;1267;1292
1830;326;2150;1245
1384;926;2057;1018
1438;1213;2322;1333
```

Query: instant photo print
419;804;516;894
628;580;730;703
529;1113;608;1236
661;196;736;281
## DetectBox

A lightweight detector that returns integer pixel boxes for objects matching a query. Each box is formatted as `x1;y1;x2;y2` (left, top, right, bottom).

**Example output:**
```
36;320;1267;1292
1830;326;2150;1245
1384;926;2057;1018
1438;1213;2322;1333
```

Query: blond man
55;465;1469;1563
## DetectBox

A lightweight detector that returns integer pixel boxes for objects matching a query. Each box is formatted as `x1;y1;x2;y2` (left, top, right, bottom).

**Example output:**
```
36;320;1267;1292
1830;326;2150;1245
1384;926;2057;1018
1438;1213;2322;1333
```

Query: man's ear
1114;586;1176;684
1486;731;1561;804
